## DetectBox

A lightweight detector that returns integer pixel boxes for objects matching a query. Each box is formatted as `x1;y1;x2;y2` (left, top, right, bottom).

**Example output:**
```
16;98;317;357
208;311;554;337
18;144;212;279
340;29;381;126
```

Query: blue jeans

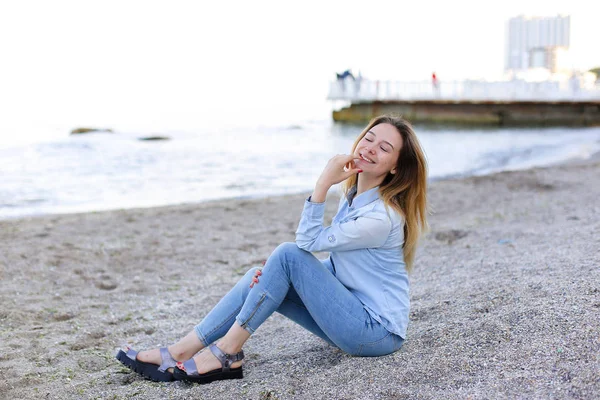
194;242;404;357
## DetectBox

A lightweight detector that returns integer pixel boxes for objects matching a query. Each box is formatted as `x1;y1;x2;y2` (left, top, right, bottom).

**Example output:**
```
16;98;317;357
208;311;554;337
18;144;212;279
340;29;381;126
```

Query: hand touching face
316;154;362;188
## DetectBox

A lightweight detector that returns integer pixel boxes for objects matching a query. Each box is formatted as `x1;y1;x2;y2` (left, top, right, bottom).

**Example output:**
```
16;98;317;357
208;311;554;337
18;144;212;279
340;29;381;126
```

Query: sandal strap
181;358;199;376
209;343;244;372
125;347;138;360
158;347;177;373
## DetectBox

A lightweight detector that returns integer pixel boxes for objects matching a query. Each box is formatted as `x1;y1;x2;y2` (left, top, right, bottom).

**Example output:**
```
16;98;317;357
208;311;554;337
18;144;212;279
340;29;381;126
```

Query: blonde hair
342;115;428;272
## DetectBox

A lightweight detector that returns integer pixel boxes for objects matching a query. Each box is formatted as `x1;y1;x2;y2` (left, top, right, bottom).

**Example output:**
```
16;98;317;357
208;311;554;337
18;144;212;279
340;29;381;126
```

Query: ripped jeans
194;242;404;357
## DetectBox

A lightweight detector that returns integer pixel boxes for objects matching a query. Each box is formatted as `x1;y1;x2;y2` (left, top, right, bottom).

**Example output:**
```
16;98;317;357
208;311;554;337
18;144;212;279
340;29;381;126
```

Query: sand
0;158;599;399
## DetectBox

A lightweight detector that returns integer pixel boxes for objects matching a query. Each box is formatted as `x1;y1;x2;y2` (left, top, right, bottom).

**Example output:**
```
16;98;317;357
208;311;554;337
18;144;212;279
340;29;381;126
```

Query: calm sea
1;120;599;219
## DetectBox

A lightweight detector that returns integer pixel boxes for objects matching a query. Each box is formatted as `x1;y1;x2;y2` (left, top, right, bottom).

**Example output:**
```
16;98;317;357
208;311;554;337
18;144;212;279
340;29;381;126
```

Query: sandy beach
1;157;599;400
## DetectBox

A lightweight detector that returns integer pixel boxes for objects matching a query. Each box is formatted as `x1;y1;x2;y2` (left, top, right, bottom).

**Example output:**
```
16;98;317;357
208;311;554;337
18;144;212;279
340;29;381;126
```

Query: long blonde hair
342;115;428;272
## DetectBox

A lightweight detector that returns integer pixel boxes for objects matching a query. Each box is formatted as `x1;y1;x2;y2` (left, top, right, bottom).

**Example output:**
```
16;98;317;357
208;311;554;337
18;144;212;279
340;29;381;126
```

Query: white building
505;15;571;73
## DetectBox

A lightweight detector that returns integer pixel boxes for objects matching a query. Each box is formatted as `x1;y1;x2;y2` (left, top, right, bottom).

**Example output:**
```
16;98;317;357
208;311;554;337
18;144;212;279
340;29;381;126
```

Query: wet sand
1;158;599;399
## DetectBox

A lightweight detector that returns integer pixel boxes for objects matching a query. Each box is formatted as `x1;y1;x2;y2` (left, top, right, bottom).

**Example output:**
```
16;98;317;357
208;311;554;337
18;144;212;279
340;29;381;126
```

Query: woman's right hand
311;154;362;203
316;154;362;188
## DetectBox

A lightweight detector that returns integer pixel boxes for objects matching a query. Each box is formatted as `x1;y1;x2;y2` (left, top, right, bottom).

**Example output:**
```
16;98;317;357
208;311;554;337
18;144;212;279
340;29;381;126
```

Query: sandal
116;346;177;382
172;343;244;384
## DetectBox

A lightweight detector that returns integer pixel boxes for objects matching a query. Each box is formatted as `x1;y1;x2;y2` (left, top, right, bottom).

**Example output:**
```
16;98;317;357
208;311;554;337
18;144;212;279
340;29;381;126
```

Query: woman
116;115;428;384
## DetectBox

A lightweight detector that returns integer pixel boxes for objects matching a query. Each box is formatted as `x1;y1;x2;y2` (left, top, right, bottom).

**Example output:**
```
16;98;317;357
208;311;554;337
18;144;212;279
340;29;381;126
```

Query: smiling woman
344;115;429;272
116;115;429;384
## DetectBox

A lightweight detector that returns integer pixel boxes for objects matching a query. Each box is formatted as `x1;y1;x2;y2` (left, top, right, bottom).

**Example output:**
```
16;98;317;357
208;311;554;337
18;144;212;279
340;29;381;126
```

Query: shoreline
3;150;599;224
1;157;599;399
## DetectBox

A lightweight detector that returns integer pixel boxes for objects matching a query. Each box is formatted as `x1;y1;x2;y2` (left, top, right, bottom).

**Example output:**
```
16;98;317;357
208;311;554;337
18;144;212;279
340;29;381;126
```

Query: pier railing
327;79;600;102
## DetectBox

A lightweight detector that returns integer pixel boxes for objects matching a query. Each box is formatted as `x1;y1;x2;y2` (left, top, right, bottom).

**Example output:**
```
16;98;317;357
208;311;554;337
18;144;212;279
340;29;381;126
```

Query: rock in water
70;127;114;135
137;136;171;141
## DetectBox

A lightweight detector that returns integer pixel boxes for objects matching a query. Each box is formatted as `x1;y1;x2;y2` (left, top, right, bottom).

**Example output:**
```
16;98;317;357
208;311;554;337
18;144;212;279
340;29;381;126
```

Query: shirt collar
346;185;380;208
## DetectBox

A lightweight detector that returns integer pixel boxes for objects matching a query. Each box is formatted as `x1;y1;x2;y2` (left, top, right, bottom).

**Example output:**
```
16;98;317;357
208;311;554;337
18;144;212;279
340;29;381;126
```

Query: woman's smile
357;153;376;164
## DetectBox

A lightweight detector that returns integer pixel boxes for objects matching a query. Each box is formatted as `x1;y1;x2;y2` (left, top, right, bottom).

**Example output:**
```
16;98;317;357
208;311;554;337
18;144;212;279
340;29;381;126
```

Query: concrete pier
328;79;600;126
332;100;600;126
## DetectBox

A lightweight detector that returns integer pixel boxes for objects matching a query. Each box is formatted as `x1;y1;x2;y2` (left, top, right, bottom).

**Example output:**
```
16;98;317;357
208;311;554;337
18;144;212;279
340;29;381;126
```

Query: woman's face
353;123;403;179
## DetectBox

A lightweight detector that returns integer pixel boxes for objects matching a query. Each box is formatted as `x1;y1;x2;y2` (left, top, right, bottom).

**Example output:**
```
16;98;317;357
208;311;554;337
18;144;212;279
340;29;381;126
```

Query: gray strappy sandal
116;346;177;382
173;343;244;384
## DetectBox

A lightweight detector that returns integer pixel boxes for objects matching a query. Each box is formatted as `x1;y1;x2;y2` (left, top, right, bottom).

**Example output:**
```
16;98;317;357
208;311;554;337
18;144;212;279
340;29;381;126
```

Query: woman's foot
116;346;177;382
137;330;204;370
135;347;182;372
173;342;245;384
117;330;205;380
177;341;243;374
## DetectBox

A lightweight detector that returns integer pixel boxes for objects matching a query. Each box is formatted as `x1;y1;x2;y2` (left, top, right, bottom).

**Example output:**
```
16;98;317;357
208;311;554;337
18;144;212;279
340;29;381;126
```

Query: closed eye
380;146;389;152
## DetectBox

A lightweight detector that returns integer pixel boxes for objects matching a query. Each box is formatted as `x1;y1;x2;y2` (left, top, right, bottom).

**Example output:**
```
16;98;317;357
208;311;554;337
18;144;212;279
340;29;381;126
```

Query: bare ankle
168;345;194;361
216;340;242;355
169;330;206;360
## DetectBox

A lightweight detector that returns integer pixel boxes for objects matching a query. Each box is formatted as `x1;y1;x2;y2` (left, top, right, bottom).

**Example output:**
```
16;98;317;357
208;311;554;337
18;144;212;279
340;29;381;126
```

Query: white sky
0;0;598;137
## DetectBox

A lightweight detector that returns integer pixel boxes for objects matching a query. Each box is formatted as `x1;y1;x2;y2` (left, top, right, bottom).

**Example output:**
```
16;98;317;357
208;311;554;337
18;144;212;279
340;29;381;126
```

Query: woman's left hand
249;261;265;288
249;269;262;288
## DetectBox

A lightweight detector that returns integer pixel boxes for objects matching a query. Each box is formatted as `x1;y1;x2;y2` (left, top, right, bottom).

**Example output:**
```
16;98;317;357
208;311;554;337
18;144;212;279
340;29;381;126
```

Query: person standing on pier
336;69;355;93
431;72;439;96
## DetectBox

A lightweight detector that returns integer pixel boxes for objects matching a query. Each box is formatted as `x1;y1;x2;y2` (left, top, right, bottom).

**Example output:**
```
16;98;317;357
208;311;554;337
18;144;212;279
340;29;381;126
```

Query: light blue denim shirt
295;186;409;338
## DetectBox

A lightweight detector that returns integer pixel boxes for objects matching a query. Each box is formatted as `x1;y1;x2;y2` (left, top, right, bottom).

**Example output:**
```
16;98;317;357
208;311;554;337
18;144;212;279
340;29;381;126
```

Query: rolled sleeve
295;198;391;252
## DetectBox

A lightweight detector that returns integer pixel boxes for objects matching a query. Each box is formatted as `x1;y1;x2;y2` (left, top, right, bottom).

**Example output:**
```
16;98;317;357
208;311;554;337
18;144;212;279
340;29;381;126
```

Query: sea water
1;120;599;219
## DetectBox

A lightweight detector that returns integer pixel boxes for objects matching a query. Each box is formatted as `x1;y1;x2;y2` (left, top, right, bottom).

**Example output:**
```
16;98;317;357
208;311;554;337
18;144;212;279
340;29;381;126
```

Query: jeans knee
273;242;302;257
274;242;300;253
269;242;307;270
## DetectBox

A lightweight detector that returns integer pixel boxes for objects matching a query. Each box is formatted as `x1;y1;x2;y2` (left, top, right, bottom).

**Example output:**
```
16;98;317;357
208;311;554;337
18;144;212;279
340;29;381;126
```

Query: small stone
96;280;118;290
88;330;106;339
53;312;76;322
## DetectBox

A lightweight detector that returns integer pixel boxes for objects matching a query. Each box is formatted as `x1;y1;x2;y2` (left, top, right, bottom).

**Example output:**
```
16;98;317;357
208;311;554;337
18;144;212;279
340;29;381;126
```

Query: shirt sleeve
295;198;392;252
